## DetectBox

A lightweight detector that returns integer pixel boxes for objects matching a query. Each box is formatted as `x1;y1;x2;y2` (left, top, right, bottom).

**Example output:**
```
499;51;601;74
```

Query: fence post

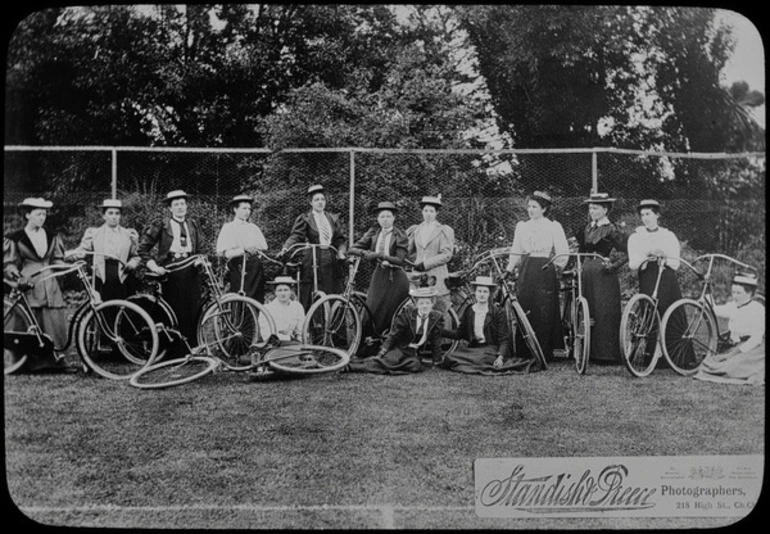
349;149;355;247
111;148;118;199
591;149;598;194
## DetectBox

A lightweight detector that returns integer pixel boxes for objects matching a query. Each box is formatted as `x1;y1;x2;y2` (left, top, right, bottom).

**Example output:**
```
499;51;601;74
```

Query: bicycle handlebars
542;252;609;271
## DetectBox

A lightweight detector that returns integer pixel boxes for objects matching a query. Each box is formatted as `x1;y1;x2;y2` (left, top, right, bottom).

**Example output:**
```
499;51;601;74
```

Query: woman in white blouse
504;191;569;363
695;273;765;385
258;276;306;343
216;195;269;303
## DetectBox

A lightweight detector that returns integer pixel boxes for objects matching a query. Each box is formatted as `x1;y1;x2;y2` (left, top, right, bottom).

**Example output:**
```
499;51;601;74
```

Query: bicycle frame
284;242;342;303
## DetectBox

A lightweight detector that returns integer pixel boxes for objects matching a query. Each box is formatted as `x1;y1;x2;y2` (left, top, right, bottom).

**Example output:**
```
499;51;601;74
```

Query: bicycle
4;252;159;378
542;252;609;374
659;253;760;376
281;242;345;307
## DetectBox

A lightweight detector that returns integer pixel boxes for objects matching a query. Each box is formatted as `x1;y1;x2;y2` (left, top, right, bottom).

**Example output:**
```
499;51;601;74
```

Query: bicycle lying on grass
4;252;158;378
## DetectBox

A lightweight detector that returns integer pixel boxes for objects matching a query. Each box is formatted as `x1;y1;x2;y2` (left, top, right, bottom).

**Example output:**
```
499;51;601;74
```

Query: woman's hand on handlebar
146;260;167;276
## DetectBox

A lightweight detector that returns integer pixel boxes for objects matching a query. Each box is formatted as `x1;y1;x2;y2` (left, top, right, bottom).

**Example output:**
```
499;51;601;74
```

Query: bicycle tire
198;295;272;371
574;296;591;375
511;299;547;370
77;300;159;380
620;293;660;377
661;299;717;376
560;289;574;360
266;344;350;375
4;297;33;375
127;293;177;360
390;297;462;359
303;295;362;356
129;355;218;389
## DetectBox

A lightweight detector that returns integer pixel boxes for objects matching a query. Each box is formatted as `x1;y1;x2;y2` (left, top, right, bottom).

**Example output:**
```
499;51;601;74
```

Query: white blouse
627;226;681;271
713;299;765;353
216;219;268;258
259;299;305;341
507;218;569;270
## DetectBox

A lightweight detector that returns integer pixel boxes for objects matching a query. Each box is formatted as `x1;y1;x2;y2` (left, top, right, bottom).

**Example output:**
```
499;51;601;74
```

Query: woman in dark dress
348;201;409;339
575;192;628;364
441;276;536;375
280;184;347;311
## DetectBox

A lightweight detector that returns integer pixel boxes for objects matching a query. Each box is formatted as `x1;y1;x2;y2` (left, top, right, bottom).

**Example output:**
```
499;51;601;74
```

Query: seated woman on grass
694;272;765;386
440;275;536;375
346;284;444;374
258;276;305;343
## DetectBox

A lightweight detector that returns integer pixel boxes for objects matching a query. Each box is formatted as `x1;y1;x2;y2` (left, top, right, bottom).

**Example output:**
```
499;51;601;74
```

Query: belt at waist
104;258;120;265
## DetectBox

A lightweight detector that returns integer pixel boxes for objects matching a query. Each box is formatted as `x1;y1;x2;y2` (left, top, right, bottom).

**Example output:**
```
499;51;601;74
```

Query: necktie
415;314;430;347
377;229;392;254
318;214;332;244
173;219;190;250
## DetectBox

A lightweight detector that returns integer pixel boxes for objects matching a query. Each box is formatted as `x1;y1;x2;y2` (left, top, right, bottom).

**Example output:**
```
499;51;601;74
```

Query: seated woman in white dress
694;273;765;386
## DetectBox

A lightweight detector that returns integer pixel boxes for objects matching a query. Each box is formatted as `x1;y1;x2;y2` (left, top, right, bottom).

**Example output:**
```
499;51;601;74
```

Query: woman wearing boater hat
574;192;628;364
504;191;569;363
348;201;410;340
216;194;269;303
137;190;204;345
3;197;68;370
280;184;347;311
406;194;455;316
67;199;141;301
694;273;765;385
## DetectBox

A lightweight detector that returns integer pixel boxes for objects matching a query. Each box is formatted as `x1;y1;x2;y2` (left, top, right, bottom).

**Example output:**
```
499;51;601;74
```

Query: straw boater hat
583;192;616;204
18;197;53;210
230;194;253;205
469;275;498;288
373;201;398;213
418;194;442;209
99;199;123;210
637;199;661;212
165;190;189;204
307;184;325;197
409;286;438;299
530;191;552;206
268;276;297;287
732;272;759;288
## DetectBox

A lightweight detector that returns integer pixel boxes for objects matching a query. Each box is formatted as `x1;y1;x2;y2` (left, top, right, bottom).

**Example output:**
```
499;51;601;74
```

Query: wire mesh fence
4;146;765;300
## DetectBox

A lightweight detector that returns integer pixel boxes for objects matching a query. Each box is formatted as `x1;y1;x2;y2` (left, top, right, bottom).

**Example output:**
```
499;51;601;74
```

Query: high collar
590;217;610;228
171;217;186;224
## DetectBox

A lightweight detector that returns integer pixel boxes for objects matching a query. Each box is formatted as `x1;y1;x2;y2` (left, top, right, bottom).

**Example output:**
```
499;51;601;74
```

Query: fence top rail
3;145;765;159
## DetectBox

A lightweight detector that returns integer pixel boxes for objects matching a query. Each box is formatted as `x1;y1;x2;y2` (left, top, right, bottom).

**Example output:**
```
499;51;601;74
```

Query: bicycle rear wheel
574;297;591;375
661;299;717;376
198;295;269;371
129;355;218;389
266;344;350;375
303;295;362;356
620;293;660;377
4;297;33;375
78;300;159;380
511;299;547;370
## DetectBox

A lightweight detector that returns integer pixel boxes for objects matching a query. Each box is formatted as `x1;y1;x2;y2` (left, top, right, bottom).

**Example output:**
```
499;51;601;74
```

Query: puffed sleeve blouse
507;218;569;270
627;226;681;272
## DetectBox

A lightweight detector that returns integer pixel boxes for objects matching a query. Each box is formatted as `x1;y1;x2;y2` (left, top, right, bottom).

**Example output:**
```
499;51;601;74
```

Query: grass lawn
3;356;764;529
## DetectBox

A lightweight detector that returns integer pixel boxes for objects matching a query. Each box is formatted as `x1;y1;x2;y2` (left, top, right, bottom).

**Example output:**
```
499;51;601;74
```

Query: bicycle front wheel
4;297;33;375
574;297;591;375
620;293;660;377
661;299;717;376
78;300;159;380
266;344;350;375
303;295;362;356
511;300;547;370
129;355;218;389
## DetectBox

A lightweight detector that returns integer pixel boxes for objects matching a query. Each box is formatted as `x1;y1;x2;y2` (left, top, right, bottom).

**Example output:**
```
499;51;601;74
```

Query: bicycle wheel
77;300;159;380
390;297;462;359
661;299;717;376
303;295;362;356
4;297;33;375
620;293;660;377
198;295;269;371
511;299;547;370
574;296;591;375
127;293;177;360
266;344;350;375
129;355;218;389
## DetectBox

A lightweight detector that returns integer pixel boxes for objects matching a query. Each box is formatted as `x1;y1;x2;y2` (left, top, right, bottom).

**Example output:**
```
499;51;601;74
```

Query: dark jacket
381;307;445;363
137;218;204;266
282;210;347;253
443;302;510;358
349;225;408;266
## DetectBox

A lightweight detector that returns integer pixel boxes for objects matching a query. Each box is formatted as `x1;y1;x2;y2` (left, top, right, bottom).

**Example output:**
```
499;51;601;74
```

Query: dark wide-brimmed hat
418;195;442;208
733;272;759;288
230;194;254;205
530;191;553;206
307;184;326;197
583;192;616;204
165;190;189;204
268;276;298;286
373;201;398;214
469;275;497;288
18;197;53;210
99;199;123;210
637;199;661;212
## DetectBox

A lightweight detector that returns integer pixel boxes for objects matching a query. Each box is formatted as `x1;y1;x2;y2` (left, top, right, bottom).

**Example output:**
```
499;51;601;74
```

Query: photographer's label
474;455;762;518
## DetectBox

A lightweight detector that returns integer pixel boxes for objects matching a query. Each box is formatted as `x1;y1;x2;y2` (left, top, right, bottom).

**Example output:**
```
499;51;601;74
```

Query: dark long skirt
517;256;563;361
639;263;684;364
97;259;128;301
227;256;265;303
161;266;203;346
347;346;425;374
366;265;409;335
299;248;344;310
582;258;622;364
441;344;535;375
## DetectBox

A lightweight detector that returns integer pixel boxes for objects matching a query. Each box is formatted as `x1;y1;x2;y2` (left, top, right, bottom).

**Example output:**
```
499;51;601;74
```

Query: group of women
3;186;764;384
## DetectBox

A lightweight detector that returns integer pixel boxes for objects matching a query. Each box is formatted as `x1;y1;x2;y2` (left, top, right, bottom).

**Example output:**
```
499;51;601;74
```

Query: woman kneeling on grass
694;273;765;386
440;276;535;375
346;285;444;374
